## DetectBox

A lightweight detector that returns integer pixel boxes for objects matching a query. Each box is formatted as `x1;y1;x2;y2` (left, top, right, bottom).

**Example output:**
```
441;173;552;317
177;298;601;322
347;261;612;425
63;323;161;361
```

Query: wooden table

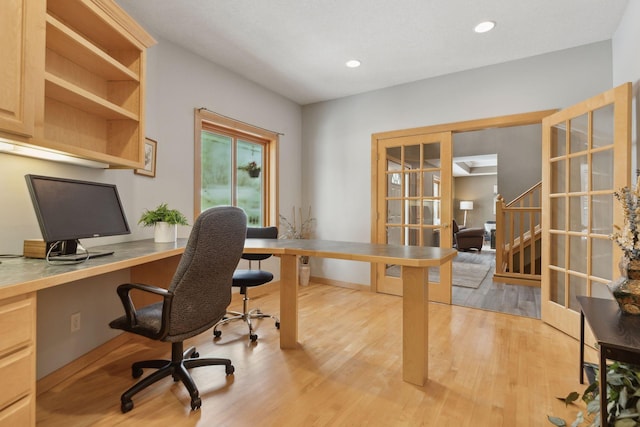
577;296;640;426
244;238;457;386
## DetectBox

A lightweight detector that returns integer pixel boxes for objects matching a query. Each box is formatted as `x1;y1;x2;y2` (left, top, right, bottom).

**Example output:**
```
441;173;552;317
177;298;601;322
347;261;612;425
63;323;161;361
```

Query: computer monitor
25;174;131;258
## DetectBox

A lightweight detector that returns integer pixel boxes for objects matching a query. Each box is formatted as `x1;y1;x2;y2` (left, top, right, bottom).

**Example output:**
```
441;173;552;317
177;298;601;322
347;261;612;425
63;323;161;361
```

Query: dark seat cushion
232;269;274;287
109;302;164;340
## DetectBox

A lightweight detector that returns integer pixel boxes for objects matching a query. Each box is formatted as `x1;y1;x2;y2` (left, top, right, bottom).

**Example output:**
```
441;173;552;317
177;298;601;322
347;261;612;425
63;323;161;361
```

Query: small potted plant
238;161;261;178
138;203;189;243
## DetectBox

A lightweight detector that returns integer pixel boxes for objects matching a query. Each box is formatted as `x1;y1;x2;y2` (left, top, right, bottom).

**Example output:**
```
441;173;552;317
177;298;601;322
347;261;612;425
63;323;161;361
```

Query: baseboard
309;276;370;292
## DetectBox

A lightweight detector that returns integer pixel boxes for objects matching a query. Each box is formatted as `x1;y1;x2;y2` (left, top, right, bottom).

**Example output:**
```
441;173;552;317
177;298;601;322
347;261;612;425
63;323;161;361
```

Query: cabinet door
0;0;44;138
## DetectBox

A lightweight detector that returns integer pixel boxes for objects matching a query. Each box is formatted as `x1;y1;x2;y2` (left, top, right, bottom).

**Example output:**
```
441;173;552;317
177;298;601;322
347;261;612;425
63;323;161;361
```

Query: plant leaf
563;392;581;406
547;415;567;426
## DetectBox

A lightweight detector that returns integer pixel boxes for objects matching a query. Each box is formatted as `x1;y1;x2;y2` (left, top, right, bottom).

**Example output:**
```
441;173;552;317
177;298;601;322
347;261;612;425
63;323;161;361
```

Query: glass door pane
542;83;631;339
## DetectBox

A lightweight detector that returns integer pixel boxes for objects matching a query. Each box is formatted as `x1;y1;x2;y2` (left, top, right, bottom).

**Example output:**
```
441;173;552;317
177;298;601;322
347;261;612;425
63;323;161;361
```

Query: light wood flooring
37;283;588;427
452;247;541;319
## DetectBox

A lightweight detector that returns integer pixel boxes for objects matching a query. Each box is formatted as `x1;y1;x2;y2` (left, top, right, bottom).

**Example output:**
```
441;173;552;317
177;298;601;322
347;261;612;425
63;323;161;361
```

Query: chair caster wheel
190;397;202;411
226;364;235;375
132;367;143;378
121;399;133;413
213;330;222;338
250;333;258;342
275;321;280;329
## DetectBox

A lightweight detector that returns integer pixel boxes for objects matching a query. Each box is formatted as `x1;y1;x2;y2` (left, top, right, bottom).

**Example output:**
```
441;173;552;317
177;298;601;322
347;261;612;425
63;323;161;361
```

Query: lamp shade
460;201;474;211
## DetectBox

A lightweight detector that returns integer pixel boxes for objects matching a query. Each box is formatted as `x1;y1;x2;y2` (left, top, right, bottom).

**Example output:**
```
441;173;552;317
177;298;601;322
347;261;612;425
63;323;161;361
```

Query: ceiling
453;154;497;177
116;0;629;105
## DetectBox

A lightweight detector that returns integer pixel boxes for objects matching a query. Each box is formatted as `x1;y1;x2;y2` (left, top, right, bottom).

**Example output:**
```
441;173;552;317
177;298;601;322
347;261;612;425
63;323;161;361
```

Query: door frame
371;109;557;299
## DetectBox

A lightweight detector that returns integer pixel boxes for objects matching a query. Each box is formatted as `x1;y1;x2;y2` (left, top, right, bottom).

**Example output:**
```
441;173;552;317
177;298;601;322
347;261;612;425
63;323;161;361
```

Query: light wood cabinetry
0;0;45;139
0;294;36;425
0;0;155;168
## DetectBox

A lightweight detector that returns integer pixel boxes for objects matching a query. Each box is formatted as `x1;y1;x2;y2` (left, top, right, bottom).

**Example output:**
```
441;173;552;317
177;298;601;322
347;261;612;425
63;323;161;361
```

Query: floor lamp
460;200;474;227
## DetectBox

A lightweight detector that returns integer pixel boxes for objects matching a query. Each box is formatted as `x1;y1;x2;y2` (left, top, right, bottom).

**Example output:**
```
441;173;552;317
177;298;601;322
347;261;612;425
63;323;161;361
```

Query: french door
372;132;453;303
541;83;632;338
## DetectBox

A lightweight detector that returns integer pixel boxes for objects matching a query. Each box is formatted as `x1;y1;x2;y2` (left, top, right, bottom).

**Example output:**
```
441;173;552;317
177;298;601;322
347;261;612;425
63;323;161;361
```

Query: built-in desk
0;238;456;425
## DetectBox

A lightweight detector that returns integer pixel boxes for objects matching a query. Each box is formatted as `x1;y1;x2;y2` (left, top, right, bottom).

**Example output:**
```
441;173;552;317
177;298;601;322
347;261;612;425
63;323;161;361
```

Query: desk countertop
0;238;456;300
0;239;188;299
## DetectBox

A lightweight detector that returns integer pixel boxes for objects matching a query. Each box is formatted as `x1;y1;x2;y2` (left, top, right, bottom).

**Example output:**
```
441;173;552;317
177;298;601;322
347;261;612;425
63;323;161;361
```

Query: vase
299;263;311;286
610;257;640;315
154;222;177;243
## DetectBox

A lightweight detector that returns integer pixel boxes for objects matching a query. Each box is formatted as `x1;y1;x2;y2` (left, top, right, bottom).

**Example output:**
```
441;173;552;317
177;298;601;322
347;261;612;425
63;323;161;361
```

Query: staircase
494;182;542;287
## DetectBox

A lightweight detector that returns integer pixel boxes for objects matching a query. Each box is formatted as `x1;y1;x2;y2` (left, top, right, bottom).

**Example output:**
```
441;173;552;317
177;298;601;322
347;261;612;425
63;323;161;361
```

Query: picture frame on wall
135;137;157;177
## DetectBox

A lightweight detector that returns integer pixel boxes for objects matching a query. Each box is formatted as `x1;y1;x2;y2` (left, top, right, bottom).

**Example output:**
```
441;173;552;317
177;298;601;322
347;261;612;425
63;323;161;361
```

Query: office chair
109;206;247;413
213;226;280;342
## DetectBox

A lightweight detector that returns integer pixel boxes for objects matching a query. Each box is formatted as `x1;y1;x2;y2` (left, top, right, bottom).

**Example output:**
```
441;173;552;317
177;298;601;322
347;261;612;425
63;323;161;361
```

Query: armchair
453;219;484;252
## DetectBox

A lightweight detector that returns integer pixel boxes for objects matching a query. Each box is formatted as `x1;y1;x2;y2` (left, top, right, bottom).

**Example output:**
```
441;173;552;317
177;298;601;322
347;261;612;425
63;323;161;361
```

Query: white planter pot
154;222;177;243
299;264;311;286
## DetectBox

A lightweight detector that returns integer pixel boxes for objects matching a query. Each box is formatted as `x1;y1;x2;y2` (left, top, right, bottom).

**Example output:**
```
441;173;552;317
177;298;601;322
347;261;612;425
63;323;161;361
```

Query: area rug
429;262;492;289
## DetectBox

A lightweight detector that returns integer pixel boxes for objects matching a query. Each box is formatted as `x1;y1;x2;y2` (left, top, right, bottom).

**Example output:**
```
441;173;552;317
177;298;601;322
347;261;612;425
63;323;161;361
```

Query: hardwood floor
37;283;587;426
452;248;541;319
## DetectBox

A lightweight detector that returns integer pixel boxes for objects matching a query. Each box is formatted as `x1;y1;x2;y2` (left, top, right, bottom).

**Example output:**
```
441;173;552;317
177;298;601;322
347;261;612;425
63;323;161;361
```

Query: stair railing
494;182;542;286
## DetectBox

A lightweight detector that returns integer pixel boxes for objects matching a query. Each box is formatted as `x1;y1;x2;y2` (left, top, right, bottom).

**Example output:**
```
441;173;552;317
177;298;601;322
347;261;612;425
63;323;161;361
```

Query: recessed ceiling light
474;21;496;33
346;59;361;68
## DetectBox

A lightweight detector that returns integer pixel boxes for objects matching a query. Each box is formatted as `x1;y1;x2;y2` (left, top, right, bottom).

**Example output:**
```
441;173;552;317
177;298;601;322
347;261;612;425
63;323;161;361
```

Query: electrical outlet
70;312;81;332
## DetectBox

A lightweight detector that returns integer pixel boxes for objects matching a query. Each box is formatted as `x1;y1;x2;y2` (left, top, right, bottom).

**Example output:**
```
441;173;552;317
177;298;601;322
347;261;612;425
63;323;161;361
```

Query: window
195;109;278;226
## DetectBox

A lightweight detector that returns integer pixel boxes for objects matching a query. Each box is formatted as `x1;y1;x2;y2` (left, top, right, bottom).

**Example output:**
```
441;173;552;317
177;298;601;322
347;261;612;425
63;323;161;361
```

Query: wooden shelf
46;14;139;82
45;72;138;121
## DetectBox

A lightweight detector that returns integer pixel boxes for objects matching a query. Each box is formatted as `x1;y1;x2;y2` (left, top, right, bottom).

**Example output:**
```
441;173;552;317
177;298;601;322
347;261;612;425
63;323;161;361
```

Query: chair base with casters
119;341;234;413
213;274;280;342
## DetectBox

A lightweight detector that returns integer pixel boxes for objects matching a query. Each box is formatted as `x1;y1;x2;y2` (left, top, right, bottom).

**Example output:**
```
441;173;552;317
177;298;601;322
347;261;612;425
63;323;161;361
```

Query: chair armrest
115;283;173;328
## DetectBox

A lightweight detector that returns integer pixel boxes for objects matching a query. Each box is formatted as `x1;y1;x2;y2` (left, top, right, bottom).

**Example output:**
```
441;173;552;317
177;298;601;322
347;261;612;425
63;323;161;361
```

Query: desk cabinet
0;294;36;426
0;0;44;139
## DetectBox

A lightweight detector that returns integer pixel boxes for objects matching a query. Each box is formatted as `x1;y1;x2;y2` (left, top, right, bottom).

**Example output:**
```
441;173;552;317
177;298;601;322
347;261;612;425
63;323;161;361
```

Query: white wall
0;36;301;378
612;0;640;173
302;41;613;286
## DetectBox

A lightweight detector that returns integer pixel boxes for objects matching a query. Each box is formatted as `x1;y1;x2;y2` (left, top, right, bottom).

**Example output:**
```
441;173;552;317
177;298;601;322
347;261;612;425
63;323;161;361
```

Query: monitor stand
47;239;114;261
48;251;114;261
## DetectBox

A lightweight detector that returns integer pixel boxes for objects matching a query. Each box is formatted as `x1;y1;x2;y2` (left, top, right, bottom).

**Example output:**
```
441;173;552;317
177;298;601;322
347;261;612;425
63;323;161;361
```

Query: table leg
402;266;429;386
600;346;607;427
580;310;585;384
279;254;298;349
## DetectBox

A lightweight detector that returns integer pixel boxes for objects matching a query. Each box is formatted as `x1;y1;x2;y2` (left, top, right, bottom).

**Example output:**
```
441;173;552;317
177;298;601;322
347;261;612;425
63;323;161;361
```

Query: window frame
194;109;278;225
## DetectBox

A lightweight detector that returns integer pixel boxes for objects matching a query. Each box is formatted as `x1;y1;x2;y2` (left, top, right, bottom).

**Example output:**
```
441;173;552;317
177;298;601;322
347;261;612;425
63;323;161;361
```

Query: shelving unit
35;0;155;168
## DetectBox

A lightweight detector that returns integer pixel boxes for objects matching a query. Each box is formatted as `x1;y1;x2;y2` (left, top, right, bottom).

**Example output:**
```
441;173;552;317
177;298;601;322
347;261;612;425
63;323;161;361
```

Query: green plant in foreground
548;362;640;427
138;203;189;227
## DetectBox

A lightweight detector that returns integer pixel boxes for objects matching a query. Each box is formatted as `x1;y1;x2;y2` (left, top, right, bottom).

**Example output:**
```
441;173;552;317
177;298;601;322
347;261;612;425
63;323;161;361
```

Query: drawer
0;348;33;410
0;296;35;356
0;394;33;426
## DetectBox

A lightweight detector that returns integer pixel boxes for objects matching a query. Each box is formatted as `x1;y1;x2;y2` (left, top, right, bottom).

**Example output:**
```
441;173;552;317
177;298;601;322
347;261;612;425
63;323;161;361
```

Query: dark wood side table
577;296;640;426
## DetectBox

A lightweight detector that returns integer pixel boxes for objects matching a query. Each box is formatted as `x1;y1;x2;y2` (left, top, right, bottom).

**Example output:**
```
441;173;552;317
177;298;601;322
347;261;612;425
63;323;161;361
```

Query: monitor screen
25;174;131;244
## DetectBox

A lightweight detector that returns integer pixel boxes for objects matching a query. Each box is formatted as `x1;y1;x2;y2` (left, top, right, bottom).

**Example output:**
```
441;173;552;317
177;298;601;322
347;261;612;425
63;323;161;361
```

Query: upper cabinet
0;0;45;138
0;0;156;168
